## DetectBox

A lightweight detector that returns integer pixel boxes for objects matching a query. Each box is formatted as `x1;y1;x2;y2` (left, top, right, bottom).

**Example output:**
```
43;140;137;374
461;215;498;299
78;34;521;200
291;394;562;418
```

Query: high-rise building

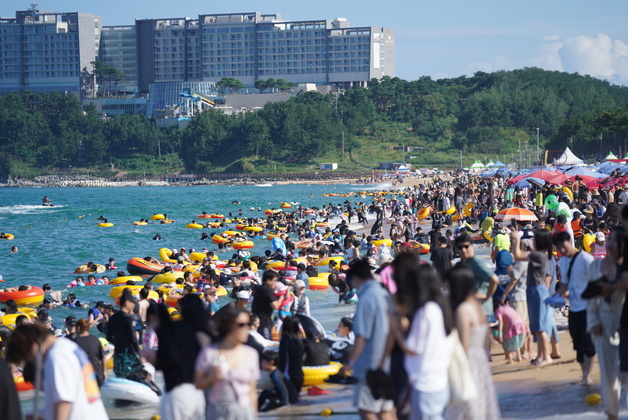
0;10;101;97
99;25;138;92
133;12;394;91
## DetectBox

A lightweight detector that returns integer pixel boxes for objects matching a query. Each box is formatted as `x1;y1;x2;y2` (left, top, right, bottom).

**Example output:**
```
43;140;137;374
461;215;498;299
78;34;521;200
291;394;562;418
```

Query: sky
3;0;628;85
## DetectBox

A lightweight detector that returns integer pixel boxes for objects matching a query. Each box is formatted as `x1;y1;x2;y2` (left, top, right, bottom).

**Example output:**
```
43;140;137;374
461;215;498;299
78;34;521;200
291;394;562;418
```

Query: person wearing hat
590;232;607;260
107;289;160;395
235;290;251;309
581;207;598;235
291;280;310;316
63;315;77;340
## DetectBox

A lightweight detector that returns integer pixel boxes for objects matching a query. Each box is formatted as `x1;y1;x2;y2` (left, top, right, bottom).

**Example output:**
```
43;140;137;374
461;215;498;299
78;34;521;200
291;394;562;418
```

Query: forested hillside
1;67;627;178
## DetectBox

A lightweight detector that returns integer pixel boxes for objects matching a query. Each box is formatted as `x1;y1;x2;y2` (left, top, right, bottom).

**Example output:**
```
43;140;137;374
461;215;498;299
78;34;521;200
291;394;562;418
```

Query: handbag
447;330;477;405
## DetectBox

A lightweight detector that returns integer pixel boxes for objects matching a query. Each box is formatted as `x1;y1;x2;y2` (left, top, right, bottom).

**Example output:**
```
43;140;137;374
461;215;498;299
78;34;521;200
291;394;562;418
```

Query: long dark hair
445;267;476;312
405;264;453;335
281;315;302;340
211;302;249;340
533;229;552;259
178;294;213;339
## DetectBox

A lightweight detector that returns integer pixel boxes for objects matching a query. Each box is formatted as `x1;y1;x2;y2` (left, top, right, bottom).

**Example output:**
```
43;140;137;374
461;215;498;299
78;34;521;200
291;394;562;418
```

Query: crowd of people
3;171;628;420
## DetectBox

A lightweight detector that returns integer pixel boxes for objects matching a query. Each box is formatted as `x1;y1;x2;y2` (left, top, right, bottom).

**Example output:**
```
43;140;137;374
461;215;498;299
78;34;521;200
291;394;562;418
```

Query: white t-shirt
558;251;595;312
44;338;108;420
404;302;452;393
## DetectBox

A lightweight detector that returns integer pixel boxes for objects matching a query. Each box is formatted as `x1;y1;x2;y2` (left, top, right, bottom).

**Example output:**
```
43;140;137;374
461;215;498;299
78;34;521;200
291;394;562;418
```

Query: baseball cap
203;285;217;294
236;290;251;300
294;280;306;289
37;308;49;318
65;316;76;325
595;232;606;242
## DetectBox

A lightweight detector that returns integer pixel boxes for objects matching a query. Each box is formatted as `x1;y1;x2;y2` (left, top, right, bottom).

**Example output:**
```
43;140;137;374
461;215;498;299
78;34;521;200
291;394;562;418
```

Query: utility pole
460;149;462;169
536;127;540;166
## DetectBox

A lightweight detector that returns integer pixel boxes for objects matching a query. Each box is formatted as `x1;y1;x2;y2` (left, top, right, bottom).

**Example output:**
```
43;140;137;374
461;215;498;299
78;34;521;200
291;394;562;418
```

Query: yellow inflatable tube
109;276;143;285
302;362;342;386
159;248;177;263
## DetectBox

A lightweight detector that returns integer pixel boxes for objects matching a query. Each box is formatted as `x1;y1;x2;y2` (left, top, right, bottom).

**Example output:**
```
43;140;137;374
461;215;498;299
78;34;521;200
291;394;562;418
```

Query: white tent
553;147;584;166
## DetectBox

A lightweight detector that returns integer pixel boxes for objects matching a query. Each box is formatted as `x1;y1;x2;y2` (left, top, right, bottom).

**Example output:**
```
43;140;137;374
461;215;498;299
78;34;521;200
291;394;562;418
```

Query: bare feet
532;358;553;367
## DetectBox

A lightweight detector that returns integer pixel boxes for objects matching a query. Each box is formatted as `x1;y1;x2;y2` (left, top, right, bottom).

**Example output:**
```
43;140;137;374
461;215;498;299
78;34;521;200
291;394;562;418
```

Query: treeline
1;67;628;177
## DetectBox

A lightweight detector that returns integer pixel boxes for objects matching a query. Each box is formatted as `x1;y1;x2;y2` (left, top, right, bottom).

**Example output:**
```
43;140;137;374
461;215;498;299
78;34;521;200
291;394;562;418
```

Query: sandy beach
260;331;616;420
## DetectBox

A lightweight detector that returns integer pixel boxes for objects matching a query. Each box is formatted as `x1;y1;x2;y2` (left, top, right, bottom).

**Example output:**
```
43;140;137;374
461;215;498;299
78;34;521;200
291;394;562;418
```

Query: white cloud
536;33;628;85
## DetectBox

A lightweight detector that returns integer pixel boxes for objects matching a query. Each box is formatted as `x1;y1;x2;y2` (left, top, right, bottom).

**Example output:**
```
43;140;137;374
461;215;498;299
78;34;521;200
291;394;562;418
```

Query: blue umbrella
514;177;545;188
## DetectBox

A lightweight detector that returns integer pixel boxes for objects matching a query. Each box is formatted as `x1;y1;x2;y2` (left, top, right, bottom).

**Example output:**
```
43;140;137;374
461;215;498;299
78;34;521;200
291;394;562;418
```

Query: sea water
0;183;391;329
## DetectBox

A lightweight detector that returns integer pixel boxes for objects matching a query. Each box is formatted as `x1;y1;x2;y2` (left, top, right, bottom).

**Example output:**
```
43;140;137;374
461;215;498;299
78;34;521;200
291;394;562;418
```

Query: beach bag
447;330;477;405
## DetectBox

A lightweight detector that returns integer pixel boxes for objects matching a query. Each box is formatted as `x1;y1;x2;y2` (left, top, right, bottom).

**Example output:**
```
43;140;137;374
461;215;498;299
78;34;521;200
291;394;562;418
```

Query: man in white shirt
553;231;596;385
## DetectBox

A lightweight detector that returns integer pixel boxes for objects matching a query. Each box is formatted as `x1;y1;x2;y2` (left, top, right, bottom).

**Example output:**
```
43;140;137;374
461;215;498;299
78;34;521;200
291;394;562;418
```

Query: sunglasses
456;244;471;250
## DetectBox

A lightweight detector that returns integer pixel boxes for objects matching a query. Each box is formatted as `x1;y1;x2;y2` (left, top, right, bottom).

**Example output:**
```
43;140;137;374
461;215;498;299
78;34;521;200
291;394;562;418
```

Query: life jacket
571;219;583;239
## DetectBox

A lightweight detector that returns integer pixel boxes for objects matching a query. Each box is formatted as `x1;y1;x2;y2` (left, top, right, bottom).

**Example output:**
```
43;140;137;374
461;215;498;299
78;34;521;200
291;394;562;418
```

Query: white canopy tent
553;147;584;166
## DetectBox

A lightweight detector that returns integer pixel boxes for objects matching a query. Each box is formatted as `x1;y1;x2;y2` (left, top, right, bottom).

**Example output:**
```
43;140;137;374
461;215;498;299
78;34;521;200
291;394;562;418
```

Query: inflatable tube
2;312;36;327
132;221;148;226
149;214;165;220
186;223;204;229
109;275;143;285
74;264;106;274
215;286;228;297
164;293;182;308
189;252;207;263
413;243;431;254
151;272;184;284
126;258;165;275
309;277;330;290
0;234;15;240
417;207;431;220
233;241;254;250
462;202;473;218
316;223;329;228
100;377;161;405
222;231;238;237
0;287;44;306
167;306;182;321
372;239;392;247
302;362;342;386
266;234;278;241
583;233;596;253
296;314;326;340
198;214;211;219
160;219;175;224
316;256;344;267
445;206;456;215
97;223;114;227
159;248;177;263
209;214;224;219
562;187;574;202
109;285;143;298
243;226;263;232
280;204;292;209
212;234;230;244
14;375;34;392
265;260;286;270
483;231;494;242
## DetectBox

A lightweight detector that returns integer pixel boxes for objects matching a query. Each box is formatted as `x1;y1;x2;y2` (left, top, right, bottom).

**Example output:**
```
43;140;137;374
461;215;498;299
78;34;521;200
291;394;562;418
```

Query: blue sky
4;0;628;84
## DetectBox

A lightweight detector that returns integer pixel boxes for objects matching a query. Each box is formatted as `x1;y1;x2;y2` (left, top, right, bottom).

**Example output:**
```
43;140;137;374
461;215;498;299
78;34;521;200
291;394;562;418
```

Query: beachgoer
445;268;501;420
194;303;260;420
258;350;297;411
251;270;283;340
553;230;596;384
278;315;305;399
339;258;394;420
73;319;106;387
7;323;108;419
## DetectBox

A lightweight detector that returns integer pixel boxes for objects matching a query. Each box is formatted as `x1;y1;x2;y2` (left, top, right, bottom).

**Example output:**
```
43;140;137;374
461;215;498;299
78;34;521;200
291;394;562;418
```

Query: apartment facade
0;10;101;97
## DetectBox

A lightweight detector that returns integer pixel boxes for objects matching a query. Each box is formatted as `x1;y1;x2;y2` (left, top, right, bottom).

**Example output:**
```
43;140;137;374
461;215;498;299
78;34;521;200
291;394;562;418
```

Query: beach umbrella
528;169;563;181
564;166;607;179
494;207;538;222
546;172;570;185
513;177;545;189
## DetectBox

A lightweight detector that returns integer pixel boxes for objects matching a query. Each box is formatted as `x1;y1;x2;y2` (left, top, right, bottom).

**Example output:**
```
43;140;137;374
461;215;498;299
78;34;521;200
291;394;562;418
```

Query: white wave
0;204;66;215
254;183;273;187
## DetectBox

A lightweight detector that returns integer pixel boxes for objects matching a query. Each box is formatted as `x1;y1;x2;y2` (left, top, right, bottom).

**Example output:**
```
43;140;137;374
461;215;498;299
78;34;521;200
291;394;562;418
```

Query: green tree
254;79;268;94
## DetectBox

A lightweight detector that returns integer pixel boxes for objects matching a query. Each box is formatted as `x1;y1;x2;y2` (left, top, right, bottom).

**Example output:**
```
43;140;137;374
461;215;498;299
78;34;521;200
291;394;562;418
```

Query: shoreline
0;172;432;189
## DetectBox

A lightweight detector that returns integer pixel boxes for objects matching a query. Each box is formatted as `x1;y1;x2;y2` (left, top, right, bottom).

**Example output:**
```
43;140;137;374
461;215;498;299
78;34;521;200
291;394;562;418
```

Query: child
494;298;528;364
258;350;297;411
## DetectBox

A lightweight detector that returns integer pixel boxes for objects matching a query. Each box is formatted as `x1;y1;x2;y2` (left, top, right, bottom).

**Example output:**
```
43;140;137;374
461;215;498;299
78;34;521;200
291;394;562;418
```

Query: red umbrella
528;169;562;181
546;172;570;185
494;207;538;222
